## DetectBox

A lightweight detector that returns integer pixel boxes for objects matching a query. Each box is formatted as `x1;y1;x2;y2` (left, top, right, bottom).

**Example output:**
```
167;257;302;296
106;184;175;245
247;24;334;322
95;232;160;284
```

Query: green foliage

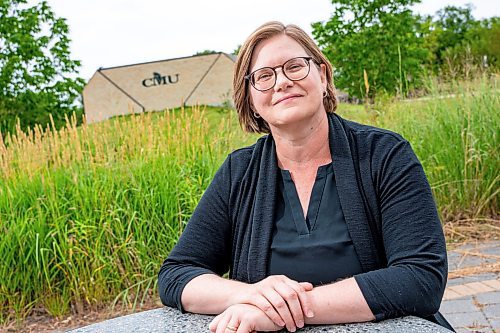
233;44;241;56
367;76;499;222
313;0;428;99
0;106;243;323
194;49;219;56
417;6;498;79
435;5;476;51
313;2;499;98
467;18;500;69
0;0;84;135
418;5;475;73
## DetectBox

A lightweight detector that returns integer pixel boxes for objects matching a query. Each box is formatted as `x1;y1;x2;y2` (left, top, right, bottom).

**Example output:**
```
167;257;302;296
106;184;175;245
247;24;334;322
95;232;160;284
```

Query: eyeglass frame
244;56;316;92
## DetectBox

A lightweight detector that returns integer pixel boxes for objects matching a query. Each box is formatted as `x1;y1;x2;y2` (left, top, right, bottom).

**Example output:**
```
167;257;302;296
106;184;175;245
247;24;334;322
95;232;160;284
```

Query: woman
158;21;453;333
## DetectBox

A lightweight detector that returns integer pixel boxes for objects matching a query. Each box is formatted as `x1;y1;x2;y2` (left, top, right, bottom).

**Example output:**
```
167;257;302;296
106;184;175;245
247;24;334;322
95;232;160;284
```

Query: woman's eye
256;73;273;82
286;64;303;72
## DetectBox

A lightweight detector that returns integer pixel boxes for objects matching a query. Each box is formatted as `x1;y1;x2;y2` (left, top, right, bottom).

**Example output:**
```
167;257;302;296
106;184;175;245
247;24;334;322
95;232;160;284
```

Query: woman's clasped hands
209;275;314;333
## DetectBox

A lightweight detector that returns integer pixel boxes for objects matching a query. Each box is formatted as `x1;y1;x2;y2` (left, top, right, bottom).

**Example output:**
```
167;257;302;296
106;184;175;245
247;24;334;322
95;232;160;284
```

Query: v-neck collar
280;163;332;235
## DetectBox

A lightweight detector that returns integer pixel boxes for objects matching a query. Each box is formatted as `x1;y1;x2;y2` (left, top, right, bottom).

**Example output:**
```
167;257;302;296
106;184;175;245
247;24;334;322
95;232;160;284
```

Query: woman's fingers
209;313;222;332
261;287;297;332
225;317;241;333
251;294;285;326
281;278;314;318
215;313;231;333
291;282;315;318
299;281;314;290
210;304;281;333
242;275;315;331
274;282;306;329
235;321;250;333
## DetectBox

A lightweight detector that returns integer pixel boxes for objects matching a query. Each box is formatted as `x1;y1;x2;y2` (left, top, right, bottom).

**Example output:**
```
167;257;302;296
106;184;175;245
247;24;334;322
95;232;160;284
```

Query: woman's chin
270;108;320;128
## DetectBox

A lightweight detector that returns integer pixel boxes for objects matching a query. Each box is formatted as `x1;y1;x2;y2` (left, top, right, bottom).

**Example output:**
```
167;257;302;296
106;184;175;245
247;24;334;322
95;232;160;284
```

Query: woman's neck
272;112;331;170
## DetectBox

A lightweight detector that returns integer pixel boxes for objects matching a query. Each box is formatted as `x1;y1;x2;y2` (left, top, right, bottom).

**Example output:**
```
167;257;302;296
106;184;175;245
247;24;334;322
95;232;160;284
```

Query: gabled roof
97;52;236;72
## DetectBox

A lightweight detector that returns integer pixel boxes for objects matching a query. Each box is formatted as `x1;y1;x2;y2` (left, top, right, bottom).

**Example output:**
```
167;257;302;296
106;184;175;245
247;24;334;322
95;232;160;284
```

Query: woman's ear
248;96;256;112
320;63;327;91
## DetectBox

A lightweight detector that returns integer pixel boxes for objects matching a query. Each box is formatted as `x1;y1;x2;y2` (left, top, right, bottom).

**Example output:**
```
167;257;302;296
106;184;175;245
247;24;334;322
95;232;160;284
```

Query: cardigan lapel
328;114;380;272
246;135;279;282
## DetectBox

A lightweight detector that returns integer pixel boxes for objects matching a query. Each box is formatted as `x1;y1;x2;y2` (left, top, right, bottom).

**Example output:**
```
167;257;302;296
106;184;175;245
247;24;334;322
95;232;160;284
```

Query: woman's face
248;34;327;131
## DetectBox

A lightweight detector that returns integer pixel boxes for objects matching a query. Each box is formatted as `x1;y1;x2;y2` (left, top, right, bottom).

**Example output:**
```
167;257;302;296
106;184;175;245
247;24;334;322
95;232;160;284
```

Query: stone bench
68;307;453;332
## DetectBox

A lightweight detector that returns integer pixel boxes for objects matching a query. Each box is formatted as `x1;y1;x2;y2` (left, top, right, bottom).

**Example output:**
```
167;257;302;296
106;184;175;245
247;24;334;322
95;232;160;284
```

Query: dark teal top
268;163;363;286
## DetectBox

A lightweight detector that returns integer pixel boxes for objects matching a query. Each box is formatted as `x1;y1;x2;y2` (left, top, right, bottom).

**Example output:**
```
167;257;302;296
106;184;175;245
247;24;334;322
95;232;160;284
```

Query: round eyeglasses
245;57;313;91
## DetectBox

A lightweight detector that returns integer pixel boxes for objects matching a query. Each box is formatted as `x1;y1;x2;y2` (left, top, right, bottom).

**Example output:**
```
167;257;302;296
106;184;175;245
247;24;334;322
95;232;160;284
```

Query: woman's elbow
157;268;170;307
410;267;446;316
415;292;442;316
157;263;180;308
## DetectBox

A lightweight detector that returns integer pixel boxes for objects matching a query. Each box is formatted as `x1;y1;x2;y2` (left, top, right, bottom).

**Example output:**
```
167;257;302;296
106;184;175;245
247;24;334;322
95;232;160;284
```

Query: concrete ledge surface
67;307;453;332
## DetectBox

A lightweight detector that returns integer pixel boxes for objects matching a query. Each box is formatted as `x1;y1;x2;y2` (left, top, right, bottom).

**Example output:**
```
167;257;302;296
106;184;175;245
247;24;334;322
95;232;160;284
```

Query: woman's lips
273;94;302;105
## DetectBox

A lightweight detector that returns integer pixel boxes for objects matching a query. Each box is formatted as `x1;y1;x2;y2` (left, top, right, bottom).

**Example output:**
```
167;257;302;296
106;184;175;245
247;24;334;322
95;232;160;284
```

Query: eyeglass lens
250;57;311;91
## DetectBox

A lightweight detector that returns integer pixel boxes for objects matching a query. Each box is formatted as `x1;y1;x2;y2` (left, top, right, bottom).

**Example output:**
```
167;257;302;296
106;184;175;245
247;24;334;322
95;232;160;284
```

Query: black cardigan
158;113;451;329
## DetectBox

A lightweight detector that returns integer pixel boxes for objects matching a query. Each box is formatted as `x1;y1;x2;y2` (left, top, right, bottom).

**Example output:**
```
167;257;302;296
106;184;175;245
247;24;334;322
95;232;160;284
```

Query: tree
312;0;428;99
466;18;500;69
0;0;84;135
232;44;241;56
436;5;476;45
420;6;498;78
194;50;219;56
432;5;477;68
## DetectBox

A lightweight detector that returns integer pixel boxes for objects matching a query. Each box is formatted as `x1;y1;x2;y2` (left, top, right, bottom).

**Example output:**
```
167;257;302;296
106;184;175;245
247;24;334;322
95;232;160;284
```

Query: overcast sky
44;0;499;81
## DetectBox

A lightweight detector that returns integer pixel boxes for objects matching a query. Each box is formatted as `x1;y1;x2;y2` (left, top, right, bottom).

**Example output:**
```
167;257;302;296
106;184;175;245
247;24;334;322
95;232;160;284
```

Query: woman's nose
274;69;293;91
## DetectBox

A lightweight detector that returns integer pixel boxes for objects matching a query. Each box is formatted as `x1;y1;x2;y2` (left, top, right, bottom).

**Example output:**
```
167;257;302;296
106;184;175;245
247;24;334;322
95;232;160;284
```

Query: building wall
82;72;143;124
83;53;235;123
185;54;235;106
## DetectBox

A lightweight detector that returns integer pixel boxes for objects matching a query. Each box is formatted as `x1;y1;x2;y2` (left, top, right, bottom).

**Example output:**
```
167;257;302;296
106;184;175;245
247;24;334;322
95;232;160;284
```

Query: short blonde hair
233;21;337;134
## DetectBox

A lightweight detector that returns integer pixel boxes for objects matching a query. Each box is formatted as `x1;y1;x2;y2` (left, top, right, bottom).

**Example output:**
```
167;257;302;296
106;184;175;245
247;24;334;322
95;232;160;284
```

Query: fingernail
297;320;304;327
307;310;314;317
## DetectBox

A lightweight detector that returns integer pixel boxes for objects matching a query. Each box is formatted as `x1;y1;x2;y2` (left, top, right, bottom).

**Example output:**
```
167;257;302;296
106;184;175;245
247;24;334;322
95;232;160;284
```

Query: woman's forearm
181;273;250;314
305;277;375;324
182;274;374;326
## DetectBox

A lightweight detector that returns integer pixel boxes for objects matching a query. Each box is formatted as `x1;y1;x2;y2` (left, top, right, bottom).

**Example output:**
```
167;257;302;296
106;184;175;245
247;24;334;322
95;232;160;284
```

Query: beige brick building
83;53;235;123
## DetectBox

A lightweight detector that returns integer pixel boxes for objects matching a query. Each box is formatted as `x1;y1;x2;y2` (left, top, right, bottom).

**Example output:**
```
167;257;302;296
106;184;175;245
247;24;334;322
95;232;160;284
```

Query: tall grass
338;75;498;238
375;76;498;222
0;107;237;323
0;77;497;324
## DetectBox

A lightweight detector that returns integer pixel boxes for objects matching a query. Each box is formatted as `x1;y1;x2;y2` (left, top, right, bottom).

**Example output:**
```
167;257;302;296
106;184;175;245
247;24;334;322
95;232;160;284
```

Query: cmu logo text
142;72;180;87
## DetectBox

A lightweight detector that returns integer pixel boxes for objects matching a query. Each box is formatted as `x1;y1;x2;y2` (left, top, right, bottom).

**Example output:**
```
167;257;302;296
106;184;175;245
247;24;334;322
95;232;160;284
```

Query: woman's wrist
227;280;253;307
303;287;320;324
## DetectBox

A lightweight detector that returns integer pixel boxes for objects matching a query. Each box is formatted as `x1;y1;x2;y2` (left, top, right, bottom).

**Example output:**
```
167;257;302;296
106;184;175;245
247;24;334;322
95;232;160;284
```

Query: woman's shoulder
230;132;274;156
228;141;260;160
221;135;269;174
341;118;406;141
333;114;410;155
